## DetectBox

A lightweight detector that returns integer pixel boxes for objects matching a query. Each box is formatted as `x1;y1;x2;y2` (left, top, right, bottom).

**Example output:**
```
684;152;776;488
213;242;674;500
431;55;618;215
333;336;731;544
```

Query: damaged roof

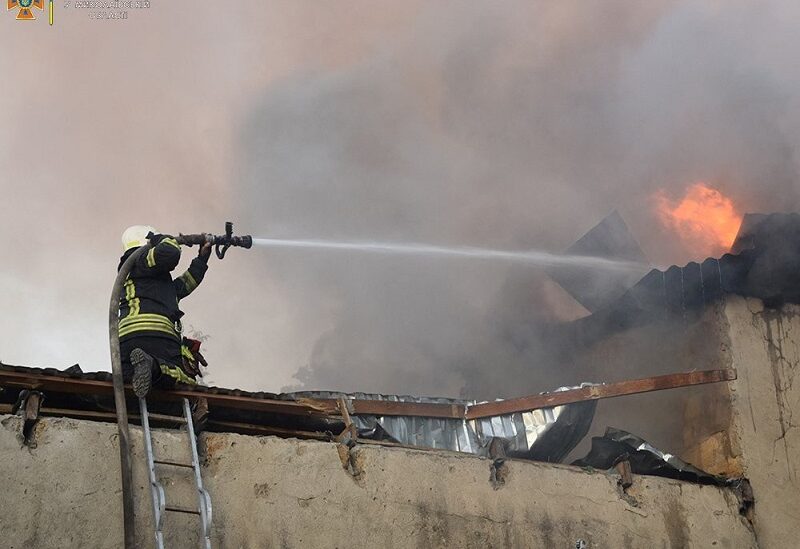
0;362;595;462
0;361;736;465
549;210;649;312
570;212;800;344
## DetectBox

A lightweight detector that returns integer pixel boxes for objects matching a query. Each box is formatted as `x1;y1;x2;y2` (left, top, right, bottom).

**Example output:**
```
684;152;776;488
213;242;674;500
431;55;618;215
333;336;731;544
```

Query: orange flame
655;182;742;257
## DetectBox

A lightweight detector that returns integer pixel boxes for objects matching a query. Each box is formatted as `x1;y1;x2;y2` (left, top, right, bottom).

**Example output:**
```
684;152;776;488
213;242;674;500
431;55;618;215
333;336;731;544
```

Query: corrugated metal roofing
0;363;595;463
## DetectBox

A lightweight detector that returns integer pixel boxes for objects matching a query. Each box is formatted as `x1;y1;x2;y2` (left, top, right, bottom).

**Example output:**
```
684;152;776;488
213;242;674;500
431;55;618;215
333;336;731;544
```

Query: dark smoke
235;1;800;397
2;1;800;399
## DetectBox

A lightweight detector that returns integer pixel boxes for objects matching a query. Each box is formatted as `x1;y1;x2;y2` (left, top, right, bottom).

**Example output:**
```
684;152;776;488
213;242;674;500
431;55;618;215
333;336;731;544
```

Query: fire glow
656;183;743;256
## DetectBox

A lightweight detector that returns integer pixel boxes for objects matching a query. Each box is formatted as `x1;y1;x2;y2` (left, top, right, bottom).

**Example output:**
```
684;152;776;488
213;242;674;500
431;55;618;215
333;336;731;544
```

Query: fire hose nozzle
176;221;252;259
228;235;253;249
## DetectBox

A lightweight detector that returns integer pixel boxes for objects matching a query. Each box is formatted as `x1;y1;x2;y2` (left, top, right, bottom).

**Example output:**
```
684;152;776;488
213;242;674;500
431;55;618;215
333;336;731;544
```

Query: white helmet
121;225;157;251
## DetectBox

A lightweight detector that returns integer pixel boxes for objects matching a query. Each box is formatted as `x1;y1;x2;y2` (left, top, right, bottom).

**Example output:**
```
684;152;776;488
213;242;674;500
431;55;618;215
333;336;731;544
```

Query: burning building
1;209;798;548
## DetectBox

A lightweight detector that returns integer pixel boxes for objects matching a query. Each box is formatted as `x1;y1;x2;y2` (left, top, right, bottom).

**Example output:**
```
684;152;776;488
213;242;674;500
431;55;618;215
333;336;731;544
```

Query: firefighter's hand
181;360;202;379
198;242;213;263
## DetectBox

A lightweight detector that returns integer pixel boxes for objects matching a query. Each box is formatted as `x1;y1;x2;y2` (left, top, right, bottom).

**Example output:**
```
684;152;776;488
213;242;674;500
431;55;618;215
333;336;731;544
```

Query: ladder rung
146;412;188;424
154;458;194;469
165;505;201;515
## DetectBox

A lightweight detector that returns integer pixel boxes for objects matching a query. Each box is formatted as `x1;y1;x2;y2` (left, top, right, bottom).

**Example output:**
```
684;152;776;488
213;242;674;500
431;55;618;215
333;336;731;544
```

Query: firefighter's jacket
117;236;207;343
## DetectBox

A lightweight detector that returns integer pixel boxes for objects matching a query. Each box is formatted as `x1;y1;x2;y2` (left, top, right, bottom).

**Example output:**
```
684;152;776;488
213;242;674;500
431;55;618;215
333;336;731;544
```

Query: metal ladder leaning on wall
139;397;213;549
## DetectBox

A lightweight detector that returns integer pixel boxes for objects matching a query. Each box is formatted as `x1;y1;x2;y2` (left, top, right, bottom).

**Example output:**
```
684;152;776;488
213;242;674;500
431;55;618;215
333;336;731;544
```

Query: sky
2;1;800;397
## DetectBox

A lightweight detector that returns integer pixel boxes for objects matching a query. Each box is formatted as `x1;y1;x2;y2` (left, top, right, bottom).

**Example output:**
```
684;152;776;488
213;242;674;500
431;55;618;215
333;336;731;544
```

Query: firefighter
118;225;210;397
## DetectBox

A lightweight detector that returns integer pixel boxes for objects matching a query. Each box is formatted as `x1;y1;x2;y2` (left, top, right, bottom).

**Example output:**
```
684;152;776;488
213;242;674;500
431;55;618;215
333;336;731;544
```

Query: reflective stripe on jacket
117;236;208;342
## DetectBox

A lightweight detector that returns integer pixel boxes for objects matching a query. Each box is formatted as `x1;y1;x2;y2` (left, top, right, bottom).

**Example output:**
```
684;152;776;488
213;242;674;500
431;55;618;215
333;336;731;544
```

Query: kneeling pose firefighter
118;225;209;397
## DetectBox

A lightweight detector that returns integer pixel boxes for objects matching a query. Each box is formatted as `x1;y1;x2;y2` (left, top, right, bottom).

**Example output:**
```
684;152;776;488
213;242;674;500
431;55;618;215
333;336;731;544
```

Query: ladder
139;397;213;549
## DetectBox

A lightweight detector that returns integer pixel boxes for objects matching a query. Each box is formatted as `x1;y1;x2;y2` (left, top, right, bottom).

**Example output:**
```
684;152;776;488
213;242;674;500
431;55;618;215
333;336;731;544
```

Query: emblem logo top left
8;0;44;20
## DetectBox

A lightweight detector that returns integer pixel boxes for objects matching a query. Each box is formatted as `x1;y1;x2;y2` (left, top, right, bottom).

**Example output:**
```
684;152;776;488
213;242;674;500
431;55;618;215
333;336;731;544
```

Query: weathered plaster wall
723;296;800;549
0;415;754;548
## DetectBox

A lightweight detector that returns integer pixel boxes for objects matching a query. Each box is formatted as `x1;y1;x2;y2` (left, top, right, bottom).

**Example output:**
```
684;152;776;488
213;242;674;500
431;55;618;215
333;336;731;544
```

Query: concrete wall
571;296;799;549
0;414;754;549
723;296;800;549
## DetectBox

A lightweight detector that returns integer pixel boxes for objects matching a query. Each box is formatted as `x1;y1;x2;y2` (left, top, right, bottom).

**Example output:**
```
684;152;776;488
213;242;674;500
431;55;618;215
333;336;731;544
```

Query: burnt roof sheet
569;212;800;344
549;211;649;312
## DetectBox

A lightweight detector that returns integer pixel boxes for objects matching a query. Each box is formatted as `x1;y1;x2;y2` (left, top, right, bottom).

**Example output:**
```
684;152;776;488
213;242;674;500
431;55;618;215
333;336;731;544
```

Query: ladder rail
139;398;166;549
183;398;213;549
140;397;213;549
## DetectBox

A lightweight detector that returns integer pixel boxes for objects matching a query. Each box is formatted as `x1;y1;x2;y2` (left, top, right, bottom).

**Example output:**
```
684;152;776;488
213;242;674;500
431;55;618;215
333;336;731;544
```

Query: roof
569;212;800;344
0;362;595;462
0;361;736;462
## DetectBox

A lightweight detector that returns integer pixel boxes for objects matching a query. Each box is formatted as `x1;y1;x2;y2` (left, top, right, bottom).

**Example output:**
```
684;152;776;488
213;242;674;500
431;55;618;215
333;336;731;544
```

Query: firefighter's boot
130;348;154;398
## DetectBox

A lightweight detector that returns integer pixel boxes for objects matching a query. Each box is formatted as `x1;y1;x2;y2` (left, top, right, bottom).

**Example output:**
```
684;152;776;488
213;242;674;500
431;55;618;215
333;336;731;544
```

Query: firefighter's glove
198;241;213;264
181;337;208;379
182;360;202;379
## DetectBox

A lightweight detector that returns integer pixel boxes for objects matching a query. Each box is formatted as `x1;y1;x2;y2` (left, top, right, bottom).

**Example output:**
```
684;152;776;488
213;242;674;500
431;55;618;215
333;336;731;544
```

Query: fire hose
108;221;251;549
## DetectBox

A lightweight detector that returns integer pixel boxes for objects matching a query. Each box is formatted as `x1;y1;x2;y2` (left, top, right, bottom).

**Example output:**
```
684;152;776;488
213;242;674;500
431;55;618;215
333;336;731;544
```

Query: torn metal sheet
548;210;649;312
572;427;731;485
287;389;596;462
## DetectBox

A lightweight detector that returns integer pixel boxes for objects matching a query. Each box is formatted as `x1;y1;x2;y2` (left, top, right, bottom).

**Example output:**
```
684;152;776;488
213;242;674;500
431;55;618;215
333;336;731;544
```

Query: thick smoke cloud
2;1;800;398
236;1;800;397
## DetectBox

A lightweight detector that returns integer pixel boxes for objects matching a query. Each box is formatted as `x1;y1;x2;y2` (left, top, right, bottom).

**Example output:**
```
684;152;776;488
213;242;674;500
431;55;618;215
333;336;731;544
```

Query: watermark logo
8;0;43;20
